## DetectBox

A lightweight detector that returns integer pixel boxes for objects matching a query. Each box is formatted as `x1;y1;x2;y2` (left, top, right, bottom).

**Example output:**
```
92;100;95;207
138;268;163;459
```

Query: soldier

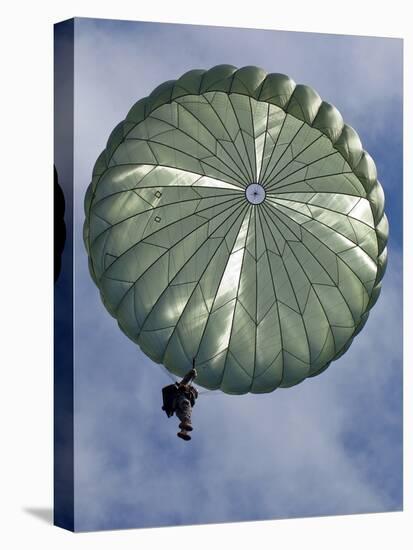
162;363;198;441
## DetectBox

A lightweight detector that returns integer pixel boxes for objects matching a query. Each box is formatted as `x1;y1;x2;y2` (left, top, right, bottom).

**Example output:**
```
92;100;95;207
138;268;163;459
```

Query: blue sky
71;18;402;531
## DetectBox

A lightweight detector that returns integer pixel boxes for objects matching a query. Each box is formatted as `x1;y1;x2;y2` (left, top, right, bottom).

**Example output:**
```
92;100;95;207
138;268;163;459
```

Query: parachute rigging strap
157;356;222;396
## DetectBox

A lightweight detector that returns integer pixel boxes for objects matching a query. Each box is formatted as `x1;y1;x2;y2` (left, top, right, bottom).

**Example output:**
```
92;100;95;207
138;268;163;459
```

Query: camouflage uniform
174;385;198;427
162;368;198;441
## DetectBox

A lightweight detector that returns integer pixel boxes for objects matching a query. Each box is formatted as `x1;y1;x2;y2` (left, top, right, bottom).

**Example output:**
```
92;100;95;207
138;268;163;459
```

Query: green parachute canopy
84;65;388;394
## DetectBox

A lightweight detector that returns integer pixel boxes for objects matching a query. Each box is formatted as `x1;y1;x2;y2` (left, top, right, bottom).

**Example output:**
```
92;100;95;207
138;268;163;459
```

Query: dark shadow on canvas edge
23;507;53;525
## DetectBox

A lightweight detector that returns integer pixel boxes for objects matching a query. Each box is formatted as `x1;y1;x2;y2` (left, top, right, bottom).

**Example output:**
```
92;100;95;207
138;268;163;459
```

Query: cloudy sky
69;17;402;531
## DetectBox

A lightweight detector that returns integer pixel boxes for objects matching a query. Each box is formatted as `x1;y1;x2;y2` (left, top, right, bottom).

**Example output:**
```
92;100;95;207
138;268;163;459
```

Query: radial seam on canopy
138;198;248;336
110;195;246;317
174;99;251;186
202;92;254;183
160;203;250;366
263;200;362;325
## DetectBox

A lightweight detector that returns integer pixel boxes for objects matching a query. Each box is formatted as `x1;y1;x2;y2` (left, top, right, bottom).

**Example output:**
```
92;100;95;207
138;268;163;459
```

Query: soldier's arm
180;368;197;386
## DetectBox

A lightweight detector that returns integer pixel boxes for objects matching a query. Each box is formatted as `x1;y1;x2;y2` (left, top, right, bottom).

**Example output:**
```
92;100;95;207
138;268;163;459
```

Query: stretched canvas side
54;18;75;532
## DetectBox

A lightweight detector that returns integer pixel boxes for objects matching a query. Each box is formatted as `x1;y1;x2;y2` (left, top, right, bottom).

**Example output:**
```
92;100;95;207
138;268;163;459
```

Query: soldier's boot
179;421;193;431
177;429;191;441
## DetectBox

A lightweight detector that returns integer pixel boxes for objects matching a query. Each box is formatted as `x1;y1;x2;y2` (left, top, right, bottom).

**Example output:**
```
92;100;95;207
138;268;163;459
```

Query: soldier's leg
176;395;192;430
176;395;193;440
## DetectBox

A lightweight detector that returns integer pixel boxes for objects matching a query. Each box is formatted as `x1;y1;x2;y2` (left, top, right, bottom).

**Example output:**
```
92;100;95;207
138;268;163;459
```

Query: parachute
54;166;66;283
83;65;388;394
